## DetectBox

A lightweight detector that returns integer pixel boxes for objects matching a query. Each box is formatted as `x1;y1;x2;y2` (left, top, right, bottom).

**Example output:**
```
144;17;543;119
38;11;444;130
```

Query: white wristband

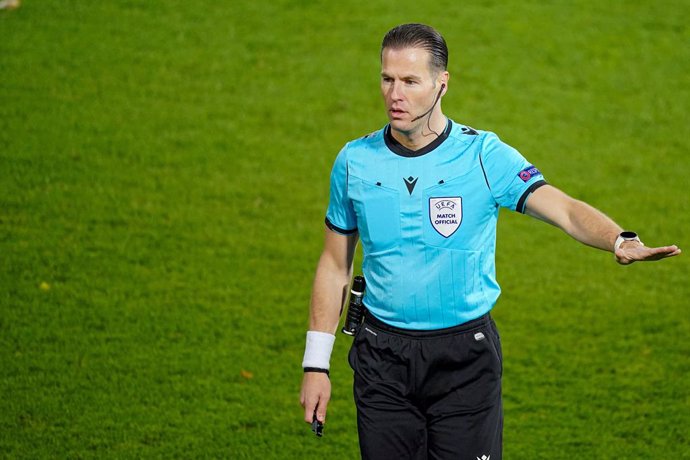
302;331;336;370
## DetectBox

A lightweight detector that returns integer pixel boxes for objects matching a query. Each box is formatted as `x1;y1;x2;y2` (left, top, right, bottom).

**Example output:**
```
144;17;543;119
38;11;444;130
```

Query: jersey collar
384;119;452;158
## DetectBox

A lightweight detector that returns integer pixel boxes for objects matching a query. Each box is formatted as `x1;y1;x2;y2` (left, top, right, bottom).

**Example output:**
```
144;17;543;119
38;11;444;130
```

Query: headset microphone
411;83;445;122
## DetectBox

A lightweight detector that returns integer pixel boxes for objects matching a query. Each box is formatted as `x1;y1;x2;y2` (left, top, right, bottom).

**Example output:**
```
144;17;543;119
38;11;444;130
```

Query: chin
389;119;415;134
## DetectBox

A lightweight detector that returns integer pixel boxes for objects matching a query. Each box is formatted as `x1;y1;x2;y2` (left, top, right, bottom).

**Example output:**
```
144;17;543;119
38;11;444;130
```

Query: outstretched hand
615;242;681;265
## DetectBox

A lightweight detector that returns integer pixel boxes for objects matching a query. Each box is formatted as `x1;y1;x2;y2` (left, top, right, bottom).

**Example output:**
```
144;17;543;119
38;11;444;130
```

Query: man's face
380;46;446;134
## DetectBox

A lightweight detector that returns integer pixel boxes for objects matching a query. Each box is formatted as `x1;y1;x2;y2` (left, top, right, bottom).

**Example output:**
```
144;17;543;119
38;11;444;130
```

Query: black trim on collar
517;180;548;214
384;119;452;158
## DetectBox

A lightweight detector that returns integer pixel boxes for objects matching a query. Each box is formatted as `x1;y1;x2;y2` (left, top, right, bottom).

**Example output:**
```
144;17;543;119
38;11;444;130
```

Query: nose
389;81;403;101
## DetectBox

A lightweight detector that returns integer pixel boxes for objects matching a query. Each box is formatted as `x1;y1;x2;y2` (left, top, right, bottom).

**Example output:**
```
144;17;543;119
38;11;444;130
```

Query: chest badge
429;197;462;237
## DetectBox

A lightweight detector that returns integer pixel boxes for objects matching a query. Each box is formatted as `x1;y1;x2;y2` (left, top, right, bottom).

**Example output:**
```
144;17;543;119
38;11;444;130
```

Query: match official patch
429;197;462;238
518;165;542;182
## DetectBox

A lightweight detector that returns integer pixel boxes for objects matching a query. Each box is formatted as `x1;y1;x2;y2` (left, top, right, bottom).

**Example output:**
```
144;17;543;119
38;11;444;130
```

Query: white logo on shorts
477;455;490;460
429;197;462;238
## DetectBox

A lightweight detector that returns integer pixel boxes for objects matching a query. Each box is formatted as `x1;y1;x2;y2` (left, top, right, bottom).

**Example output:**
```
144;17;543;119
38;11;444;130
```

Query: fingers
642;245;681;260
300;385;317;422
300;373;331;423
299;390;307;416
303;400;316;423
315;395;329;423
616;244;681;264
658;245;681;256
302;394;330;423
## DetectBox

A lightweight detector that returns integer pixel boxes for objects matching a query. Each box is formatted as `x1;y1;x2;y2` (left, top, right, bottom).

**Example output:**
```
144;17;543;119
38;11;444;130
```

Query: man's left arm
524;184;681;265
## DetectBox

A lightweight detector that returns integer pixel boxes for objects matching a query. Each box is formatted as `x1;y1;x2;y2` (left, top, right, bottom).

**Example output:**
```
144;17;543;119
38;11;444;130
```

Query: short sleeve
325;147;358;234
480;132;547;213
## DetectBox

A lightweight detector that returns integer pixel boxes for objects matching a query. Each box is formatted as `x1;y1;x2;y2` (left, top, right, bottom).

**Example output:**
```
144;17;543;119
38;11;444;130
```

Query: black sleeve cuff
517;180;547;214
325;217;357;235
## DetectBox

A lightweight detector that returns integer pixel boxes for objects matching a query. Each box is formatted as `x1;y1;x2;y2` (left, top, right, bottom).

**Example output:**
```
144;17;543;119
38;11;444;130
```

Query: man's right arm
300;227;358;426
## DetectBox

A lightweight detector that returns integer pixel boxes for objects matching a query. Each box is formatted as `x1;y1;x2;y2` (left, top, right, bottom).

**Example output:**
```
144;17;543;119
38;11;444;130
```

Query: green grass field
1;1;688;458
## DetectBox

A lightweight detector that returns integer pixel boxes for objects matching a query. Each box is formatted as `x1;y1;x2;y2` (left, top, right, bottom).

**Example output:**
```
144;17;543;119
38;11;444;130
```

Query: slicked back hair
381;23;448;74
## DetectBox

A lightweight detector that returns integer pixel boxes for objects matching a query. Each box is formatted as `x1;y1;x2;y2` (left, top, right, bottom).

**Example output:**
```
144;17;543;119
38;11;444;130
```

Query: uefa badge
429;197;462;238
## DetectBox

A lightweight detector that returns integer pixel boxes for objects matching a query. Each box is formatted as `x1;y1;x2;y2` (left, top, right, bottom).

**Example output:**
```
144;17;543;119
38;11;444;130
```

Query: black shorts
348;312;503;460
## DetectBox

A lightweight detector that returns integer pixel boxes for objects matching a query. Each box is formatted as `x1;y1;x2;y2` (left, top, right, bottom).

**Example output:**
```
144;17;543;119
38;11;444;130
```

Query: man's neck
390;112;447;151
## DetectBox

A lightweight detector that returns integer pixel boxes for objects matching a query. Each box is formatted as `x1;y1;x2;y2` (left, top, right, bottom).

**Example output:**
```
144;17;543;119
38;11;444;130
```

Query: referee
300;23;680;460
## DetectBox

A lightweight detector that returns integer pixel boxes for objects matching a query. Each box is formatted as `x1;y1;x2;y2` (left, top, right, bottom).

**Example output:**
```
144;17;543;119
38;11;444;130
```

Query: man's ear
439;71;449;95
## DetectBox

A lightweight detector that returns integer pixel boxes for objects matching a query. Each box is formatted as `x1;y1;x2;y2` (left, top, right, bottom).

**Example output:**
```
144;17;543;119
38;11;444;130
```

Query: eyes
381;77;420;86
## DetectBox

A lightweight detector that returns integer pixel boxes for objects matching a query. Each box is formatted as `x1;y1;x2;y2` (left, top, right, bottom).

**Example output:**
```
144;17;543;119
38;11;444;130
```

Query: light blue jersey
326;120;546;329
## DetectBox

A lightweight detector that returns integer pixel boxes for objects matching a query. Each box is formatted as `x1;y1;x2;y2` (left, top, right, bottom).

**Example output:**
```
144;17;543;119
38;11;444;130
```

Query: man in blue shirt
300;23;680;460
324;118;545;330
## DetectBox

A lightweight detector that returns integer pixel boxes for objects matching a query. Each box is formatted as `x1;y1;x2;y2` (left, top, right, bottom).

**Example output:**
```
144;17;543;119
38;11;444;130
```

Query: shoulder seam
478;133;495;201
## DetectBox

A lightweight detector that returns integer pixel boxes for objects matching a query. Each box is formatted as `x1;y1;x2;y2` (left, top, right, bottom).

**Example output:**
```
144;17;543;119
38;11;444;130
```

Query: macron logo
403;176;418;195
477;456;490;460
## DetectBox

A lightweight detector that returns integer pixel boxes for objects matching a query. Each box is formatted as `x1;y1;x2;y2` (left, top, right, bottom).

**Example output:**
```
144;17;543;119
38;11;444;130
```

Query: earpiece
411;83;446;122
